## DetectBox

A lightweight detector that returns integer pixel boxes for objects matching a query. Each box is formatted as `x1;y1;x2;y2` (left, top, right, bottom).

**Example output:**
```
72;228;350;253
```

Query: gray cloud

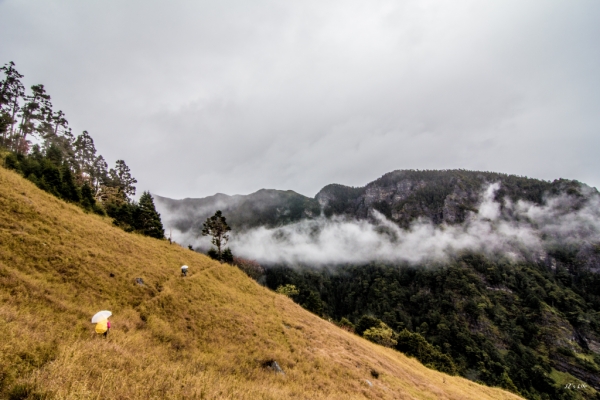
1;1;599;198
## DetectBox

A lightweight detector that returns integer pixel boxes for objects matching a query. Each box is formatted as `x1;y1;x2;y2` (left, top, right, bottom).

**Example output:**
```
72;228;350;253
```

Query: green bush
221;248;234;263
395;329;457;375
207;248;219;260
363;322;397;347
4;152;18;170
557;346;575;357
276;284;299;297
575;355;600;373
355;315;382;336
338;317;355;332
206;247;234;263
302;291;324;315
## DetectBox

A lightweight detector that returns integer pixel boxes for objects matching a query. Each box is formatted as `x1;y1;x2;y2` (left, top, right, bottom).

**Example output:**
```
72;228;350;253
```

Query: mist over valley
156;169;600;269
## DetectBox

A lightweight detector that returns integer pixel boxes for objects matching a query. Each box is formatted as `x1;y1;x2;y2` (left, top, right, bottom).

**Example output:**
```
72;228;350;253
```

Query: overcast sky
1;0;599;199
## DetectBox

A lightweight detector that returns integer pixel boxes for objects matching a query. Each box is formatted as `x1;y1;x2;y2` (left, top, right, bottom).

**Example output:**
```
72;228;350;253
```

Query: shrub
355;315;382;336
276;284;299;298
206;247;234;263
92;203;106;216
221;248;234;263
302;291;324;315
207;248;219;260
363;322;397;348
395;329;457;375
575;355;600;373
557;346;575;357
4;152;19;170
338;317;355;332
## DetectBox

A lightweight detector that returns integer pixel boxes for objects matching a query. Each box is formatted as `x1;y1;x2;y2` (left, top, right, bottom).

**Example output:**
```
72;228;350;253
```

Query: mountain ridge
155;168;596;239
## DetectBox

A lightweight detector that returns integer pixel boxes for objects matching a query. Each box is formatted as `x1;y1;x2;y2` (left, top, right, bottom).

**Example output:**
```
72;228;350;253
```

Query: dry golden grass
0;166;523;399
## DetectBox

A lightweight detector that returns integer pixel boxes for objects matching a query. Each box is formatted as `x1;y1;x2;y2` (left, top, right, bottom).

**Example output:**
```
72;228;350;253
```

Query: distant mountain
155;168;595;232
154;189;320;234
316;169;593;226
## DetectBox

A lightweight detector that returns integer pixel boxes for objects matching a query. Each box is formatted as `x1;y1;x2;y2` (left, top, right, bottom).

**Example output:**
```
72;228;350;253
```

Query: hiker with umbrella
92;310;112;338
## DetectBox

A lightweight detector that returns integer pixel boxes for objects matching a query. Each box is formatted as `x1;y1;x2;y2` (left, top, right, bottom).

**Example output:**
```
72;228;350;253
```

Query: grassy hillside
0;167;522;399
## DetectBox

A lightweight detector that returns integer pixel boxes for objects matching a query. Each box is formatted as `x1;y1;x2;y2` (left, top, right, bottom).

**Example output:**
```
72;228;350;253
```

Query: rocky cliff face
315;169;589;228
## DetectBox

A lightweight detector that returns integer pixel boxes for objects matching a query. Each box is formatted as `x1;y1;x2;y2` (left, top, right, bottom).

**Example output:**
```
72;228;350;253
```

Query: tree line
0;61;164;239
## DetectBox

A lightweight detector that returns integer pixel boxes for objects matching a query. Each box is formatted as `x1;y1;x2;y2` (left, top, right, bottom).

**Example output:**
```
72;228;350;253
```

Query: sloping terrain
0;167;522;399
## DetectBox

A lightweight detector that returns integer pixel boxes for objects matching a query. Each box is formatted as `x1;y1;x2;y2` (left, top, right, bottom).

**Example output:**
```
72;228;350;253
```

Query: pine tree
50;109;68;138
0;61;25;148
89;155;108;196
17;84;52;153
136;191;164;239
43;109;75;166
74;130;97;182
108;159;137;201
39;158;61;196
60;163;81;203
201;210;231;259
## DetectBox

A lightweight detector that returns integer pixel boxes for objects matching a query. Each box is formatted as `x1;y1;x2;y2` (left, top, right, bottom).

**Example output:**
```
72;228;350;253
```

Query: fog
219;183;600;265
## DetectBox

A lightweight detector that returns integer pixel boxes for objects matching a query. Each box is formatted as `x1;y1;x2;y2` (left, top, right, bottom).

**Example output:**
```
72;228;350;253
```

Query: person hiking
104;319;111;338
181;265;189;277
95;318;109;337
91;310;112;338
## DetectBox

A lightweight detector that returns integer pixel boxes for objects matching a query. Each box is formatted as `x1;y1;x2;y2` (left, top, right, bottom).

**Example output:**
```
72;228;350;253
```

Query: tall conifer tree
17;84;52;152
109;159;137;201
136;192;164;239
202;210;231;259
0;61;25;147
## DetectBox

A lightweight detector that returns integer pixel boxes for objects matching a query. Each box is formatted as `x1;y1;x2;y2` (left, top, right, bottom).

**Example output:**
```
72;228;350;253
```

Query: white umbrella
91;310;112;323
181;265;189;270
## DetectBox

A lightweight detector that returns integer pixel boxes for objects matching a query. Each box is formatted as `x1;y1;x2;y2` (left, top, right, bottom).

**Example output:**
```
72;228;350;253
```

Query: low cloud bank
229;183;600;266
